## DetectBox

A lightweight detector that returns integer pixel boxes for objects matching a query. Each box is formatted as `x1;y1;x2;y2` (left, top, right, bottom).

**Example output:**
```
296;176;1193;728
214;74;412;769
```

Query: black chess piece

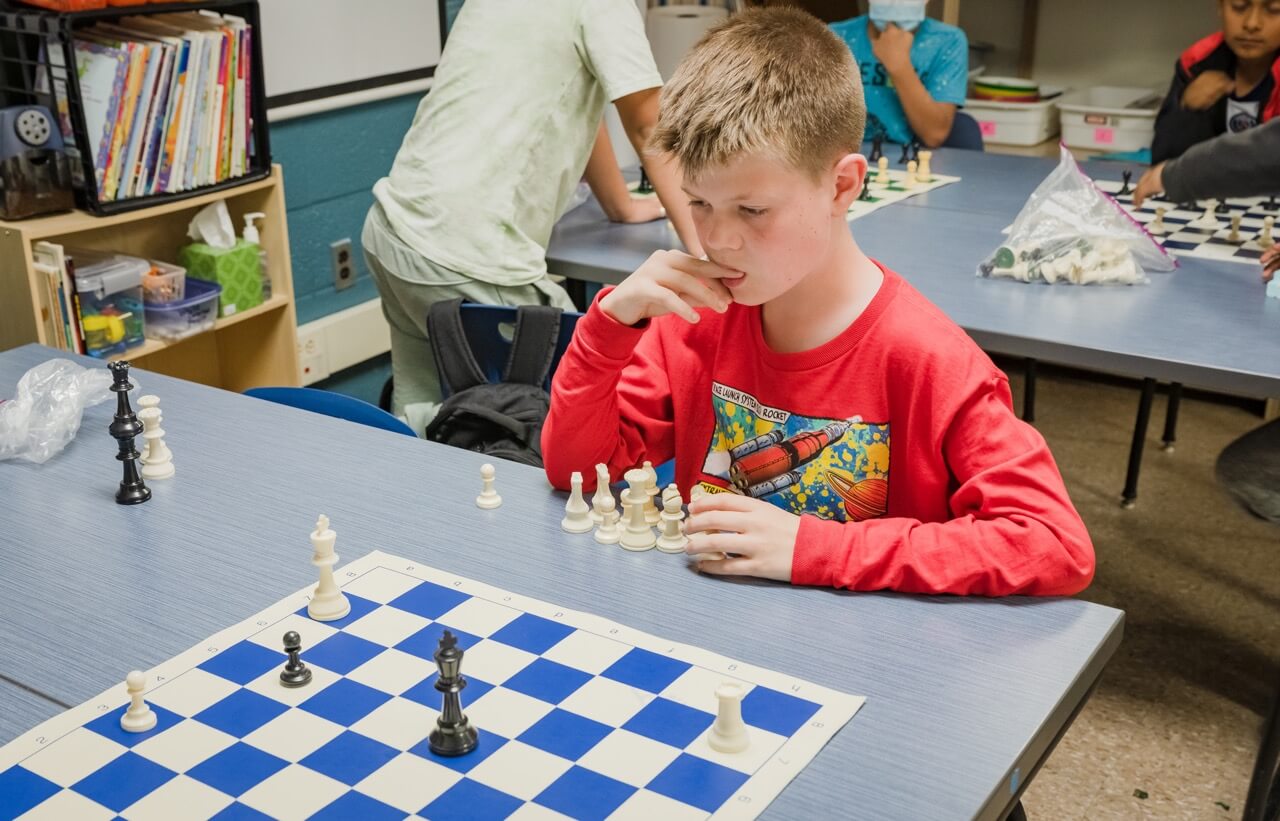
279;631;312;687
1267;194;1277;211
429;631;478;756
868;133;884;164
898;141;912;164
637;168;653;195
859;178;872;201
108;361;149;505
1118;170;1133;196
910;138;922;163
1215;199;1230;214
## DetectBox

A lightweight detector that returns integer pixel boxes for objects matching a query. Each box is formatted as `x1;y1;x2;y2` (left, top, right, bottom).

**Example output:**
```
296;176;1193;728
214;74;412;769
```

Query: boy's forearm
1163;119;1280;202
641;152;704;258
583;121;637;222
885;64;954;147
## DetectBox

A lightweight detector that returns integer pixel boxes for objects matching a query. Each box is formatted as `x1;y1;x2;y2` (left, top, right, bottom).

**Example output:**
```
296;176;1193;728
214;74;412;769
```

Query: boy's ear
832;152;868;216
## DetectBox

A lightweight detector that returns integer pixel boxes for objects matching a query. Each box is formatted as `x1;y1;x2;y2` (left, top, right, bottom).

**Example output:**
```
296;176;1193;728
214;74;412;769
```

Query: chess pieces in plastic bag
108;361;150;505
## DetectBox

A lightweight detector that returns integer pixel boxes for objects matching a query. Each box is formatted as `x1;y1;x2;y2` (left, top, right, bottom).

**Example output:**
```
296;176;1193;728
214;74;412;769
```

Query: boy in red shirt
541;7;1095;597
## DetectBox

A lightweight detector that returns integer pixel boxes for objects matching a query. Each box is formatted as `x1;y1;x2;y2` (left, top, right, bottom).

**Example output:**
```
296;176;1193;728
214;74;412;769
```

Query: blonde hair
649;7;866;181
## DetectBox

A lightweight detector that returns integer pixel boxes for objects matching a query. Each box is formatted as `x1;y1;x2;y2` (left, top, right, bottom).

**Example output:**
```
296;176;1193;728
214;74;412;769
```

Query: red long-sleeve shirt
543;264;1095;597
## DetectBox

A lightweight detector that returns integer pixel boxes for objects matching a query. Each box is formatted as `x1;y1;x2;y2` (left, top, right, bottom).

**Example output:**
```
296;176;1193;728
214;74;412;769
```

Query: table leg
1242;674;1280;821
1023;359;1037;423
1122;378;1157;508
564;279;589;312
1161;383;1183;452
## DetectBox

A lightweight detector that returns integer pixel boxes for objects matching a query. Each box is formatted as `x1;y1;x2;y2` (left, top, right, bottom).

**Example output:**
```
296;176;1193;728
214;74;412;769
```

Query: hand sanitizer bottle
242;212;270;299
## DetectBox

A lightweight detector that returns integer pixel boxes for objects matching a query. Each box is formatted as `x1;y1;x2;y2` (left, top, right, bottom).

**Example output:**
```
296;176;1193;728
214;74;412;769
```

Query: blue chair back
245;386;418;438
441;304;584;399
942;111;985;151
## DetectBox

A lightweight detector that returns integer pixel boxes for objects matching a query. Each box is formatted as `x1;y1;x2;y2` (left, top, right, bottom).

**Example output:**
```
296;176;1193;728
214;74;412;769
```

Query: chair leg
1005;800;1028;821
1243;677;1280;821
1023;359;1037;423
1122;378;1157;508
378;376;394;412
1161;382;1183;452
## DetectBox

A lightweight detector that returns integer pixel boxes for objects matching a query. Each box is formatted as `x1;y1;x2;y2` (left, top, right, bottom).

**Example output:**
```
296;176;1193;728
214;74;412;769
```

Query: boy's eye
740;206;767;217
689;199;708;209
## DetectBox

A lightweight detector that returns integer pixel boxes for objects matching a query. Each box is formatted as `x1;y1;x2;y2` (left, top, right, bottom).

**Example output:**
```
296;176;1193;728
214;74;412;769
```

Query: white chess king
307;514;350;621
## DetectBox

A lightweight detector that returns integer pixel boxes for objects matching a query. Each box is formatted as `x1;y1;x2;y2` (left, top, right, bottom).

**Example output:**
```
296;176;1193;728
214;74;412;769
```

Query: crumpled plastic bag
978;145;1175;285
0;359;114;464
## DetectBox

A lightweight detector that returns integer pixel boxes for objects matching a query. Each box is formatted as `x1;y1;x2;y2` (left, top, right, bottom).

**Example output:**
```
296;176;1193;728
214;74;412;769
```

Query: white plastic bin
965;87;1064;146
1058;86;1162;152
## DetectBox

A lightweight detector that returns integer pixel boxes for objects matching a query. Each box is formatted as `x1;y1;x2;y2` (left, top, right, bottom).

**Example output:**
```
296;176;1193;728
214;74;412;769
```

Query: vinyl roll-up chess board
0;550;863;821
1094;180;1278;266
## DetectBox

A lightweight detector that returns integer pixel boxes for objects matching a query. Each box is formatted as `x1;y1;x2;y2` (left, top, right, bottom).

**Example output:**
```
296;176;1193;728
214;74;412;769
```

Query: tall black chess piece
899;141;912;164
1118;170;1133;196
108;361;149;505
868;133;884;164
637;167;653;195
429;631;478;756
910;138;922;163
279;631;312;687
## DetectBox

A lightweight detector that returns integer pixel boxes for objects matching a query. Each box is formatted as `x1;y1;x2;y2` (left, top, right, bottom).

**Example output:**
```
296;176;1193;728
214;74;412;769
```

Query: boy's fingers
688;493;757;514
664;271;731;311
684;531;749;555
658;290;701;324
684;510;750;535
697;556;756;577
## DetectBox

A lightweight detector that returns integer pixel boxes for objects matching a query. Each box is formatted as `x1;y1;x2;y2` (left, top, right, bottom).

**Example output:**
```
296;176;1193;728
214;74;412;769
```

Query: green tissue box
178;240;263;318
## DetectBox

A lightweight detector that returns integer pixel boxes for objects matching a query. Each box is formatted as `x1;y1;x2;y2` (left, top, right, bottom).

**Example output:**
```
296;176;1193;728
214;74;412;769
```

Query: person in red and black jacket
1151;0;1280;163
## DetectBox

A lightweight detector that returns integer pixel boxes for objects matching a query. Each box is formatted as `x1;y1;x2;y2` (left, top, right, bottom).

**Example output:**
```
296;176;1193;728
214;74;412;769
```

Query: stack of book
47;10;256;203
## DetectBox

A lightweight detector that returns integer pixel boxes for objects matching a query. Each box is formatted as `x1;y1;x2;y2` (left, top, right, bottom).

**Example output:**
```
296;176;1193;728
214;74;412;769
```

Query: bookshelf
0;163;300;391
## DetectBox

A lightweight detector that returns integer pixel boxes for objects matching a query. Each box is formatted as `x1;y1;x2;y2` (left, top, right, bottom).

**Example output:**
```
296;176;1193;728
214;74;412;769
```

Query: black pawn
859;178;872;201
868;134;884;164
1267;194;1277;211
108;361;149;505
910;138;922;163
637;168;653;195
1118;170;1133;196
429;630;478;756
1215;199;1230;214
279;631;312;687
899;141;912;164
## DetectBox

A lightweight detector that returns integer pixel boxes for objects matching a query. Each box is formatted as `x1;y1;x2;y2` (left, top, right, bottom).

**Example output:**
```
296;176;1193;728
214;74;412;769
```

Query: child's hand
684;493;801;582
1132;163;1165;208
1263;246;1279;282
599;251;735;326
870;22;915;76
613;196;666;225
1182;71;1233;111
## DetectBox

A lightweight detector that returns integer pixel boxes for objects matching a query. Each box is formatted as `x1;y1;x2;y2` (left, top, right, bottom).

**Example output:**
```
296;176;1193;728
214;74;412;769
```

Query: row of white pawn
562;462;693;553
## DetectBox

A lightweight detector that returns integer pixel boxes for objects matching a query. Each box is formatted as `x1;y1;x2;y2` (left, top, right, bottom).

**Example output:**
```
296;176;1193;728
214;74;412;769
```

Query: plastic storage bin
964;85;1064;146
143;277;221;341
1058;86;1162;152
67;248;147;358
142;260;186;304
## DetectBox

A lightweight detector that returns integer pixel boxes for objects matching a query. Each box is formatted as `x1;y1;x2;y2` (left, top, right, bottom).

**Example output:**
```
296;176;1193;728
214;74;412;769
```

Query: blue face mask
869;1;927;32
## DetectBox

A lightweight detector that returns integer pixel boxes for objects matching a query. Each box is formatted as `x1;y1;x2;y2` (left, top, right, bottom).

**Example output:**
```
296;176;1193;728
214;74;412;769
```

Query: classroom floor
1001;363;1280;820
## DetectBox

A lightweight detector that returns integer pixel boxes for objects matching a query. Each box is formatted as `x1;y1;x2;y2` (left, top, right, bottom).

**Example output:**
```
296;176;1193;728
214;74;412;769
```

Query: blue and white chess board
1095;179;1279;266
0;551;863;820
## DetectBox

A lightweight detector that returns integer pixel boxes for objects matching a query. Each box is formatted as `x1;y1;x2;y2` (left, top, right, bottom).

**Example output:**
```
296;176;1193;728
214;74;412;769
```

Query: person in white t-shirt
364;0;701;432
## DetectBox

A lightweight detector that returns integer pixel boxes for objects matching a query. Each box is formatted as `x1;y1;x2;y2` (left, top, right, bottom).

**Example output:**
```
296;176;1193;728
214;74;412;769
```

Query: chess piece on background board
1149;206;1167;235
637;167;653;195
1215;199;1230;214
307;514;350;622
120;670;156;733
108;361;149;505
868;133;884;163
1118;170;1133;196
429;631;479;756
476;463;501;509
279;631;313;687
917;150;932;182
899;141;911;164
905;160;918;187
1229;213;1243;244
562;471;593;533
1261;216;1276;249
876;156;890;186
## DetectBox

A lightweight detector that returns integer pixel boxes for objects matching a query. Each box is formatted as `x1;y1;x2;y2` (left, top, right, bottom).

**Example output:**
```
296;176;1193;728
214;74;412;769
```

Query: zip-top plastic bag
978;145;1175;285
0;359;113;464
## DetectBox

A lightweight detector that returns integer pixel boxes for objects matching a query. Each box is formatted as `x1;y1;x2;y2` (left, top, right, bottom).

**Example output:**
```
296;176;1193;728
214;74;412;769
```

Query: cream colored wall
960;0;1219;93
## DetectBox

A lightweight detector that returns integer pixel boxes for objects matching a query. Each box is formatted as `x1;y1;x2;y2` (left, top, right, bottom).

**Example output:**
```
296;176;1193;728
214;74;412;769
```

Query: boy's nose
703;215;742;252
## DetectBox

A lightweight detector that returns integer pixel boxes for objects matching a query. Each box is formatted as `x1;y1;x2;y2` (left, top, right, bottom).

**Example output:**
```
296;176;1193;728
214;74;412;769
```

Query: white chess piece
876;156;889;186
562;471;594;533
120;670;157;733
655;494;689;554
137;406;174;480
662;483;681;506
1229;212;1243;244
1260;216;1276;249
590;463;612;524
905;160;918;187
476;463;502;509
593;496;621;545
1149;206;1167;235
707;682;750;753
307;514;351;621
917;150;932;182
1194;199;1220;228
642;461;660;525
619;468;656;551
136;394;159;462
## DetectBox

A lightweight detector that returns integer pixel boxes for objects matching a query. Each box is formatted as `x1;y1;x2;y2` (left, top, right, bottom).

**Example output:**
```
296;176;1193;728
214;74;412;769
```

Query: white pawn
476;463;501;509
307;514;350;621
905;160;918;187
562;471;593;533
655;494;688;554
1229;212;1243;244
642;461;661;525
918;149;933;182
1149;206;1167;235
120;670;156;733
619;468;656;551
1195;199;1220;228
1260;216;1276;249
876;156;889;186
590;463;612;524
593;496;621;545
137;403;174;480
707;682;750;753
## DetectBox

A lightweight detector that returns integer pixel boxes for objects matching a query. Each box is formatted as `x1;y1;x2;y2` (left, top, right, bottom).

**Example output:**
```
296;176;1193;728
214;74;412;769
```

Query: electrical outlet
330;238;355;291
297;332;329;384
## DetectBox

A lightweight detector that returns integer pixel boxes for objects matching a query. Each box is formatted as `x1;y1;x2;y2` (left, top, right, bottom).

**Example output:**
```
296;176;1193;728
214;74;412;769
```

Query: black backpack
424;298;563;466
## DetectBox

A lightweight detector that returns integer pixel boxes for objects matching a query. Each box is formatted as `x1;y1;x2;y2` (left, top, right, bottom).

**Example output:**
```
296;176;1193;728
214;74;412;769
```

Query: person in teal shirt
830;0;969;148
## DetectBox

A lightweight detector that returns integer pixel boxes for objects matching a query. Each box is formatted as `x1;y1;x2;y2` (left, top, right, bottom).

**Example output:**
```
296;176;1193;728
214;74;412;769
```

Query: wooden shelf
0;165;300;391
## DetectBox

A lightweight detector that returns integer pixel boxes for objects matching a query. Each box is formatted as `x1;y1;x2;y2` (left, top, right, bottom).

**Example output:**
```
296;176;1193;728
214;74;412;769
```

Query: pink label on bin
1094;127;1116;145
979;120;997;136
